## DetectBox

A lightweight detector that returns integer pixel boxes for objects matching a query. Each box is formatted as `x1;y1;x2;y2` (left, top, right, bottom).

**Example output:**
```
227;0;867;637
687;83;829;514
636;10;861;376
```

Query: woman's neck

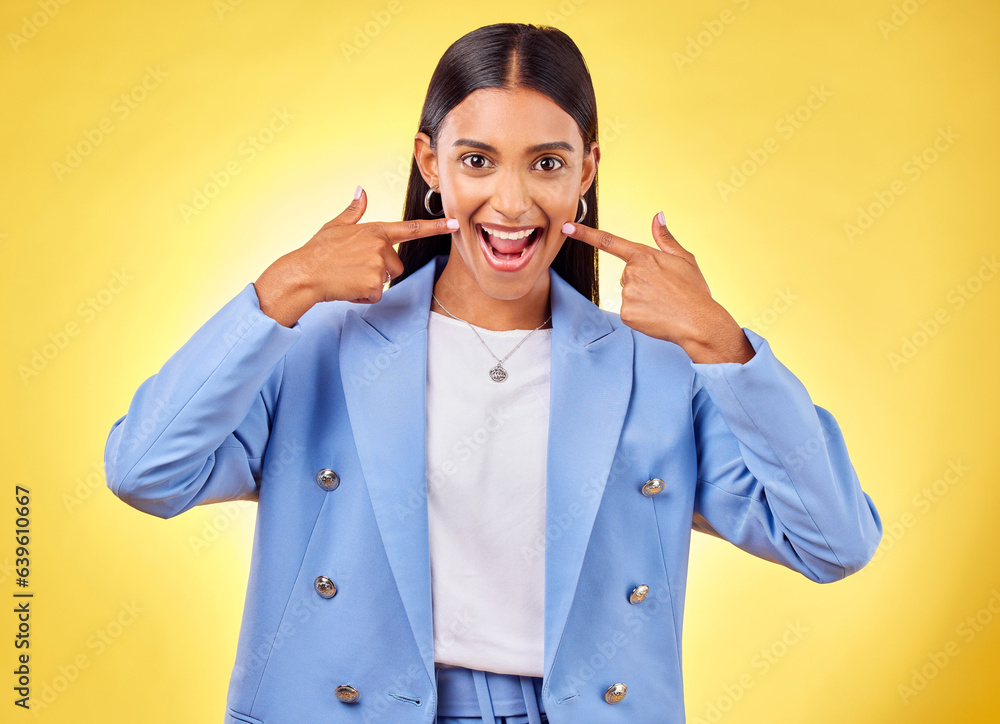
431;259;552;331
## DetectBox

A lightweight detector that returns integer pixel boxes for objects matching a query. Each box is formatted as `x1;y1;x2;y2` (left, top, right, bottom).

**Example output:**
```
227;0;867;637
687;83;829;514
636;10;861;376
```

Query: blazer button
629;584;649;604
641;478;665;497
316;468;340;491
605;682;627;704
335;684;359;704
314;576;337;599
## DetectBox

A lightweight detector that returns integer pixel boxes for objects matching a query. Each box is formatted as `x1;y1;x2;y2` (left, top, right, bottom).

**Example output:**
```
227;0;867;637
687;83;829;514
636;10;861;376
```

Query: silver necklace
432;294;551;383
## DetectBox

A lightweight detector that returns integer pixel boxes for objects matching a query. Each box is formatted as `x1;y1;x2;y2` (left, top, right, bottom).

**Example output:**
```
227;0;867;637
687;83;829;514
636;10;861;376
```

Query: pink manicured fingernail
561;222;575;234
657;211;666;227
354;185;363;199
446;218;459;230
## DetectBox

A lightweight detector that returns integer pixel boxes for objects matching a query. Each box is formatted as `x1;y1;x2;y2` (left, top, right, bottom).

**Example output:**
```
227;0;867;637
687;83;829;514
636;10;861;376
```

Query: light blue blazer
105;255;882;723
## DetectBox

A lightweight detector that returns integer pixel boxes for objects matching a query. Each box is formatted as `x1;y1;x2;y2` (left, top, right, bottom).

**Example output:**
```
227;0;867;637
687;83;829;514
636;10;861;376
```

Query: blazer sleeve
689;328;882;583
104;283;302;519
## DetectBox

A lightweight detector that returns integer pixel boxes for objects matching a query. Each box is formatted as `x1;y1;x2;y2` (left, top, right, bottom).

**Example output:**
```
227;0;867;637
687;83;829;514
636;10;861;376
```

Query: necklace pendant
489;363;508;383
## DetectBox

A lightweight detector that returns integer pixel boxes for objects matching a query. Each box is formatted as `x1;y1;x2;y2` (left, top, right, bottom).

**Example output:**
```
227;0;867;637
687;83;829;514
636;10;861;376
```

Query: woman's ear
580;142;600;196
413;132;439;188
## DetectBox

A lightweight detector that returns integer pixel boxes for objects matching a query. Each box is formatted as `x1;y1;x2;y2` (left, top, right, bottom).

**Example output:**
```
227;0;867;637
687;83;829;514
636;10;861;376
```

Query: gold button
335;684;359;703
314;575;337;599
316;468;340;491
629;584;649;604
641;478;665;497
605;682;627;704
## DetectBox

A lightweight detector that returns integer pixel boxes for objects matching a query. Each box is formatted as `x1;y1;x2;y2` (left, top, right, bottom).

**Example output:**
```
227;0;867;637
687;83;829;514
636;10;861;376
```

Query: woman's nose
489;170;532;219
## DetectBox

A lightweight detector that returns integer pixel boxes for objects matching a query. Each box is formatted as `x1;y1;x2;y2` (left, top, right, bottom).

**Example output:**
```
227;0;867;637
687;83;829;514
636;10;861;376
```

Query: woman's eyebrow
452;138;576;154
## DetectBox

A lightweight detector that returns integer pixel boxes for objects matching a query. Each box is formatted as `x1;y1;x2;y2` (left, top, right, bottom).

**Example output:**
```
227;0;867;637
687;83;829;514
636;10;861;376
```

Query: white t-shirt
425;309;551;677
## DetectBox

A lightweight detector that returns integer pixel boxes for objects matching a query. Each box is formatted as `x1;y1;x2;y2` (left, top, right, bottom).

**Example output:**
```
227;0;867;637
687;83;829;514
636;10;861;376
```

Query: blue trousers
435;666;547;724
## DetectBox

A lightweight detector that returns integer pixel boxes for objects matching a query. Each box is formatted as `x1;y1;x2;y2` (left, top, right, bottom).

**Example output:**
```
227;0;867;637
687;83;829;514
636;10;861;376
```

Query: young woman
105;23;882;724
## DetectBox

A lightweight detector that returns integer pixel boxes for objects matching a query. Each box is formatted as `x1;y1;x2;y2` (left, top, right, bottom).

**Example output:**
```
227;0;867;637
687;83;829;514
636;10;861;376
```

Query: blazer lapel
339;258;440;685
544;269;634;681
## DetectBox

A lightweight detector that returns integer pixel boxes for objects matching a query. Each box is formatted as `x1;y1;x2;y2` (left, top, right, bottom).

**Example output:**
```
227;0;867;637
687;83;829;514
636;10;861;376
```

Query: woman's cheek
534;185;575;220
441;186;478;223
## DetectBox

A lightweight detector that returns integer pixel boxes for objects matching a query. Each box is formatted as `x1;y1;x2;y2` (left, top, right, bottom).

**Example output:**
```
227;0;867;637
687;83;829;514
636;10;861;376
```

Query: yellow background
3;0;998;721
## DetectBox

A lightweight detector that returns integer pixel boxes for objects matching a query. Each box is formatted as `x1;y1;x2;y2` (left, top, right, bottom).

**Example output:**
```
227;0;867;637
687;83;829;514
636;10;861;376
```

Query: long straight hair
391;23;600;305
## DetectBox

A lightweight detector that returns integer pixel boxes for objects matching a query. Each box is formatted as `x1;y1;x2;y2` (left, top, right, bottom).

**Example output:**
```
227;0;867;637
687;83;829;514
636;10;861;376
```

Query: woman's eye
535;156;564;172
462;154;490;169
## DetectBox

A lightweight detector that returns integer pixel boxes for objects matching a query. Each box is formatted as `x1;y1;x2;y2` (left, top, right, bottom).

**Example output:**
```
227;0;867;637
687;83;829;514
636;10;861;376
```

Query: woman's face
415;86;599;303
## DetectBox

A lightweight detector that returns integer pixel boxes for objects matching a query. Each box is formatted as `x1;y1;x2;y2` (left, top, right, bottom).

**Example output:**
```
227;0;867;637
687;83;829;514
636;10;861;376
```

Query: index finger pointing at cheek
385;217;460;245
561;222;641;262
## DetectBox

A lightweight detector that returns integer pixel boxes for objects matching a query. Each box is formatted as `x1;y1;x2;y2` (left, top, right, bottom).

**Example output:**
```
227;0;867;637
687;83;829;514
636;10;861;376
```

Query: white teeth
482;226;536;240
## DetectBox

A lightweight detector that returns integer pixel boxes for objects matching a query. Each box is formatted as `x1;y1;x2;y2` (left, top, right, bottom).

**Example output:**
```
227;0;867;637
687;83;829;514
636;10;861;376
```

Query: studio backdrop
2;1;998;722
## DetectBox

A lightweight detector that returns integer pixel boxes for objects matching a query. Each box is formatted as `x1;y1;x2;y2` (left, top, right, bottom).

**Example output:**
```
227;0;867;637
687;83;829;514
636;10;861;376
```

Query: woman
105;23;882;723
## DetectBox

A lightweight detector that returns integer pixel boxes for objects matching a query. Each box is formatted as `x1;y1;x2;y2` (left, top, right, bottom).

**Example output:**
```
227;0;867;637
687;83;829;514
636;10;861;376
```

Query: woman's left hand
562;213;755;364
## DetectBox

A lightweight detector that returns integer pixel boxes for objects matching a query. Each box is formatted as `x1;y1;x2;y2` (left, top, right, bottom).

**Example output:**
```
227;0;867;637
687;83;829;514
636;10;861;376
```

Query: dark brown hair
391;22;600;304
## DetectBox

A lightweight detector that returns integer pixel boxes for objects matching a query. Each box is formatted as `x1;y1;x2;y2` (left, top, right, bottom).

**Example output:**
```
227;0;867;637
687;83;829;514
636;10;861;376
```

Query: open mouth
476;224;544;271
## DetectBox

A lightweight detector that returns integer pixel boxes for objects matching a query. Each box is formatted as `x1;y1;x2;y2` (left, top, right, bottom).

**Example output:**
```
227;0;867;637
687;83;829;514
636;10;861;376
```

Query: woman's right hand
254;187;457;327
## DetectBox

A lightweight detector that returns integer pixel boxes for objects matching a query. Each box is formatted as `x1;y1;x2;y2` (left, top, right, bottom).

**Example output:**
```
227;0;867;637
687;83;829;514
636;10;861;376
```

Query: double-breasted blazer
105;254;882;723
